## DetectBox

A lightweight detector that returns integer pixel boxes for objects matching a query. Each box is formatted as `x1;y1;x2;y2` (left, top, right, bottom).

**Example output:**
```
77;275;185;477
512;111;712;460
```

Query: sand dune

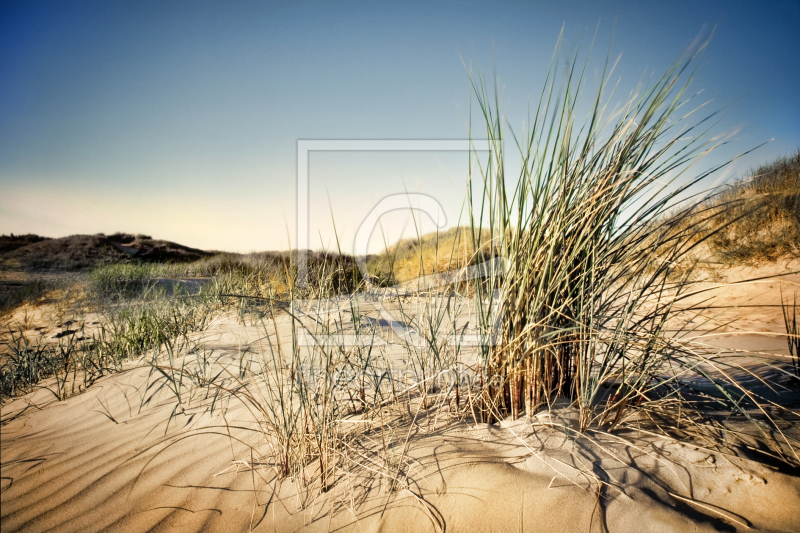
2;263;800;532
4;377;800;532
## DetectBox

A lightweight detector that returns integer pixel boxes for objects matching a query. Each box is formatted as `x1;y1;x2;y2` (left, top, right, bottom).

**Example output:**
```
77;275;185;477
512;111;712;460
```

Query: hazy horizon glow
2;0;798;253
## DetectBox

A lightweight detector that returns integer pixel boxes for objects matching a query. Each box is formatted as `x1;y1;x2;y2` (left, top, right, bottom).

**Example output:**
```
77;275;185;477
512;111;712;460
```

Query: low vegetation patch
708;151;800;264
365;226;493;285
0;289;219;401
677;150;800;266
0;277;56;315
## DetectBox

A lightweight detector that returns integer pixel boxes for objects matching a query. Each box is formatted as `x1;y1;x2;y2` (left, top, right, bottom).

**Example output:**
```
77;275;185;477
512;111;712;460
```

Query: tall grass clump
465;33;785;439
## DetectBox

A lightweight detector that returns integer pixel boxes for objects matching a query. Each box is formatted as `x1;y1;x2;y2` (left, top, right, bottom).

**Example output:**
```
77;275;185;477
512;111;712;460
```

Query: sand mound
3;374;800;532
3;263;800;532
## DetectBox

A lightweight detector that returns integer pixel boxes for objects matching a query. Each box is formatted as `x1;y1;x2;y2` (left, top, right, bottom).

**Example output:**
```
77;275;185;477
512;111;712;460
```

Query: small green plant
0;329;52;397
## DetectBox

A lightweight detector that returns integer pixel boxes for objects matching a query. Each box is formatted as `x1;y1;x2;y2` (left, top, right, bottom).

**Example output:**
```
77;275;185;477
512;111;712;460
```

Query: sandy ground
2;262;800;532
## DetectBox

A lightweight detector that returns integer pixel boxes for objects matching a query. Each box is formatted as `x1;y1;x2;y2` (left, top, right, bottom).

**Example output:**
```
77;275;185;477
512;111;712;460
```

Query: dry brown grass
679;150;800;267
366;227;492;284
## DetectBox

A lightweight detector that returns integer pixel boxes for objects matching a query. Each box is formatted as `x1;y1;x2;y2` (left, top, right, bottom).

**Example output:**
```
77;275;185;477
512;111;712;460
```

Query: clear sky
1;0;798;253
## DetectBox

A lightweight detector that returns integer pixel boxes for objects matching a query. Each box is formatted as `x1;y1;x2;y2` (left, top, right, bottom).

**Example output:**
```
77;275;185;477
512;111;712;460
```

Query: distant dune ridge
0;151;798;316
1;149;797;275
0;232;211;271
706;150;800;264
670;150;800;267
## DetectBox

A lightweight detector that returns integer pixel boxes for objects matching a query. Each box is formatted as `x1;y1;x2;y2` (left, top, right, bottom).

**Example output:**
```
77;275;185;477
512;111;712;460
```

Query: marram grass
464;31;797;468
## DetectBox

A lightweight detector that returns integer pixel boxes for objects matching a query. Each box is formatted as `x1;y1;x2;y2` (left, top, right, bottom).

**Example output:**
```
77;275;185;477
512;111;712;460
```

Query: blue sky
1;0;798;253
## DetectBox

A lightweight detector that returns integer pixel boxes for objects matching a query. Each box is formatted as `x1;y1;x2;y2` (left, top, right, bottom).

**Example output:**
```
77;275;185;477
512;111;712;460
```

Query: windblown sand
2;263;800;532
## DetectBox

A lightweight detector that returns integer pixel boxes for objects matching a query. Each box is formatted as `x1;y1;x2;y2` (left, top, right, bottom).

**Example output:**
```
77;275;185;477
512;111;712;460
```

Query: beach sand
2;262;800;532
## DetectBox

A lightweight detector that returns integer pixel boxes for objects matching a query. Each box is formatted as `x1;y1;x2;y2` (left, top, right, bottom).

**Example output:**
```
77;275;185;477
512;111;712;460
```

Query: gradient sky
1;0;799;253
